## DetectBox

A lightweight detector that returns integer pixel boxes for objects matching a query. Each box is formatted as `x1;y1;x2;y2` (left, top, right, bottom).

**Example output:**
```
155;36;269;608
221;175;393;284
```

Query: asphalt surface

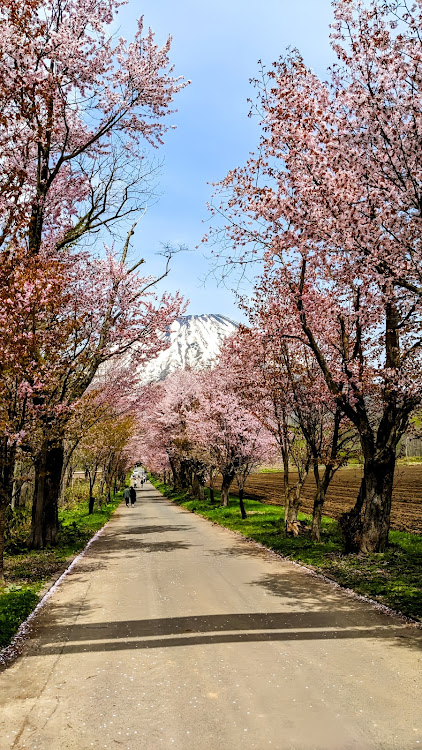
0;482;421;750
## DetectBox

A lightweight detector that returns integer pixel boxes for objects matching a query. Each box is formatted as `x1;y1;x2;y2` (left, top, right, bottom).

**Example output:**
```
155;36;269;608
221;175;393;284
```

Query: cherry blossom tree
221;325;357;539
26;245;183;547
0;0;187;255
137;366;276;518
220;327;307;527
208;0;422;552
186;366;276;517
0;0;187;557
137;371;201;493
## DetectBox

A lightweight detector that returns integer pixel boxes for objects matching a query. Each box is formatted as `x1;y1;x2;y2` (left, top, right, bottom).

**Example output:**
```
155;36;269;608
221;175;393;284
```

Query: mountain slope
141;314;239;382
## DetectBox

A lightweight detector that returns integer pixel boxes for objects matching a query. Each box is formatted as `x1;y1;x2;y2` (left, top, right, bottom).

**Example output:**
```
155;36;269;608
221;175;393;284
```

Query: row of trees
205;0;422;553
138;365;277;521
137;332;361;541
0;0;186;581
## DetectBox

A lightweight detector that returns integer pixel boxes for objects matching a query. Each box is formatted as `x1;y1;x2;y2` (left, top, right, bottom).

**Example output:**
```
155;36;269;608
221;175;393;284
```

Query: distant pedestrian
123;487;130;507
129;486;136;506
141;478;145;487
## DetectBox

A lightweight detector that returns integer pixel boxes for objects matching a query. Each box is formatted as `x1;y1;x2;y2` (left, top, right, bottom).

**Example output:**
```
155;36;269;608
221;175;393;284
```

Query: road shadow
248;571;360;612
107;524;192;536
87;537;194;556
31;611;421;656
208;541;275;561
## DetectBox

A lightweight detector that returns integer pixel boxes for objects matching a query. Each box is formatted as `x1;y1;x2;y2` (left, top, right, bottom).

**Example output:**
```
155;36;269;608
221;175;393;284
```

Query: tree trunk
180;461;190;490
285;466;309;532
340;450;396;553
311;408;341;542
30;440;64;548
168;456;179;490
238;487;247;520
360;453;396;552
282;449;291;529
0;502;6;585
209;487;215;503
192;473;200;498
88;483;95;515
285;485;301;527
0;439;16;580
311;463;332;542
198;483;205;501
339;475;366;553
220;471;234;507
311;484;325;542
89;467;98;514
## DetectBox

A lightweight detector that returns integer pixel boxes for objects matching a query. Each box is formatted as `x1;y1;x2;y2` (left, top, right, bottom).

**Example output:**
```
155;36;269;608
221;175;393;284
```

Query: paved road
0;483;421;750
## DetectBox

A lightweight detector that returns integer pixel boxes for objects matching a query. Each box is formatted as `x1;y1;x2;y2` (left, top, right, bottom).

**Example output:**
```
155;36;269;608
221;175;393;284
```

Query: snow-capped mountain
141;314;239;383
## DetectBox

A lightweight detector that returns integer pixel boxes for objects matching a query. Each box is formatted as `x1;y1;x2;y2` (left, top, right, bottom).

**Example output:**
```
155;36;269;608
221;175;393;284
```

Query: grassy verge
0;493;123;649
151;478;422;622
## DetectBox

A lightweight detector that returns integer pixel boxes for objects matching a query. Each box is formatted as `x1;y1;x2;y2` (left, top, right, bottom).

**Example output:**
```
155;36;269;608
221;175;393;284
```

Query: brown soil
229;464;422;533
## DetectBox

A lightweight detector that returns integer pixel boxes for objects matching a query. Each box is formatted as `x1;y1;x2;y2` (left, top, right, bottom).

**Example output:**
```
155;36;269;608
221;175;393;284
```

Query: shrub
4;506;31;554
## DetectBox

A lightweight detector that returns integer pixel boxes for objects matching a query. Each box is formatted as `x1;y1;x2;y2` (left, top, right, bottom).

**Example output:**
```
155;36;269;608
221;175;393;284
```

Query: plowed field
229;464;422;533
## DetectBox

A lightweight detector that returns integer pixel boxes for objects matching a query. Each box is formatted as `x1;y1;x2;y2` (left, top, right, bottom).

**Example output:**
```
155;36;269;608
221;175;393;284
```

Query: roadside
1;480;421;750
151;478;422;623
0;490;123;650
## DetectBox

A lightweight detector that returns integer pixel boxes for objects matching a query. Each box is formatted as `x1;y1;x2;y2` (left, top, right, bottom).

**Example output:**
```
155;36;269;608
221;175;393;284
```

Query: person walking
123;487;130;507
129;486;136;506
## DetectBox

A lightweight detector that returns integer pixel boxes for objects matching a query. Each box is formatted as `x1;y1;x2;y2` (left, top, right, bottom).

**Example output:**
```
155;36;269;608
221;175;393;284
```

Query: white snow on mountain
140;314;239;383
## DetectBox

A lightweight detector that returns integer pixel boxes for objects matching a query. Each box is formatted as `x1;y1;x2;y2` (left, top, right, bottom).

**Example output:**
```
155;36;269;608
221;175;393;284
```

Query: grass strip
151;478;422;623
0;493;123;649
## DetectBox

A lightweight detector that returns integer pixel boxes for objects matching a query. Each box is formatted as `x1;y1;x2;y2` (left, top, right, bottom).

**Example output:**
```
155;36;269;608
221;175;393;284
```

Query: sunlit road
0;482;420;749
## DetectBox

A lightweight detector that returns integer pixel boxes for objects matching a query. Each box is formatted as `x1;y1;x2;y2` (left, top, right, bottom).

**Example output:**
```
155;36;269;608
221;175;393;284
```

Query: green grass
151;478;422;622
0;491;123;651
0;587;40;648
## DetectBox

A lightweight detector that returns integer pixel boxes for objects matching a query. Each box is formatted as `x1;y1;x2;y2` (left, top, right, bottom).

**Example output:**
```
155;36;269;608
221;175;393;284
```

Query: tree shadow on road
248;570;360;612
108;524;193;536
30;609;421;656
89;537;194;556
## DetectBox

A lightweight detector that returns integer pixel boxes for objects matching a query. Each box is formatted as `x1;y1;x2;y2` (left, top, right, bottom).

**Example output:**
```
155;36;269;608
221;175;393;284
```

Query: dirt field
229;464;422;533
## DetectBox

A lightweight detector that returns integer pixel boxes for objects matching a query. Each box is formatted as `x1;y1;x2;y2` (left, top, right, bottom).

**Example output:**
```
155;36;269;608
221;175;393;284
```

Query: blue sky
116;0;336;322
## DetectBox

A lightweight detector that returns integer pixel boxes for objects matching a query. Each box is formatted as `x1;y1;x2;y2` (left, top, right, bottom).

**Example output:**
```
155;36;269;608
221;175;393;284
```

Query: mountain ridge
140;313;239;383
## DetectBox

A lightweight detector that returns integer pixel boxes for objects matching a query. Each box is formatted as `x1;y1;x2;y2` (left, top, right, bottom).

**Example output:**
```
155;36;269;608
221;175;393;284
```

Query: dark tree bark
30;440;64;548
360;452;395;552
168;455;179;490
0;438;16;582
340;450;396;553
180;460;190;490
191;472;200;498
220;470;235;507
238;487;247;520
339;476;366;552
88;466;98;515
88;492;95;515
0;502;6;585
